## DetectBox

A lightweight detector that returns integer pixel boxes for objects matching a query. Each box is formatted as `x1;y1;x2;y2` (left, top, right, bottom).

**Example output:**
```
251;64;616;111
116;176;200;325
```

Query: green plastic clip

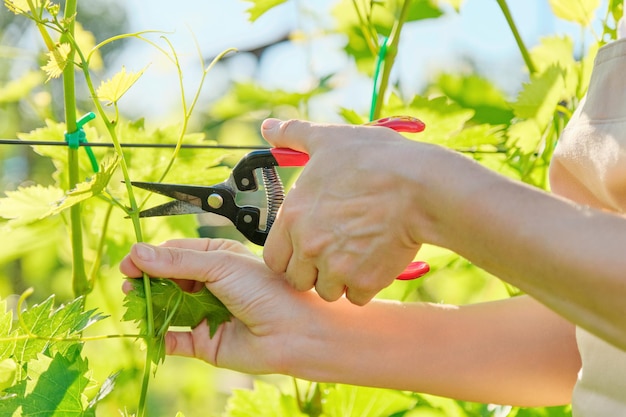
64;112;99;173
369;36;389;122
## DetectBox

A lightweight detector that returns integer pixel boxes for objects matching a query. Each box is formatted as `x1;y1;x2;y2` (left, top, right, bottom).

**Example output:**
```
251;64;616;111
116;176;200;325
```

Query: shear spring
262;166;284;231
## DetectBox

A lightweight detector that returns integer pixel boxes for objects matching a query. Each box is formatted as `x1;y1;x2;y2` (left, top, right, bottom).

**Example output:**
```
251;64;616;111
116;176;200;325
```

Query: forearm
411;145;626;350
285;295;578;406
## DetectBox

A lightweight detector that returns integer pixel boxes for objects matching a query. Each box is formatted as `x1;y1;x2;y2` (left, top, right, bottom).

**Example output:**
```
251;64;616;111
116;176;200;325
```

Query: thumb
128;243;231;283
261;118;319;154
127;243;263;305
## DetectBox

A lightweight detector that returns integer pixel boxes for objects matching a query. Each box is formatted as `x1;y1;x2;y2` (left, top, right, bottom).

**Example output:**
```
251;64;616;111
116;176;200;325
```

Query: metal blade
138;200;206;217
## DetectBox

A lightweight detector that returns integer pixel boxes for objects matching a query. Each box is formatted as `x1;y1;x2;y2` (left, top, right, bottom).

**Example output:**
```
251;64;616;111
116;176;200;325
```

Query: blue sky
114;0;599;122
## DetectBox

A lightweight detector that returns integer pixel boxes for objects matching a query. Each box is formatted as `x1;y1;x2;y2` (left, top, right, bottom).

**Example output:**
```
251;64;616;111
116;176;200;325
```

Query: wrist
401;144;496;249
281;295;421;386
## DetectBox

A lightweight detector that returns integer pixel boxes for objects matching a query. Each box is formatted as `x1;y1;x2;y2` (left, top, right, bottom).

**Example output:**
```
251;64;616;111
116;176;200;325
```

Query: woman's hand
119;238;314;375
261;118;425;305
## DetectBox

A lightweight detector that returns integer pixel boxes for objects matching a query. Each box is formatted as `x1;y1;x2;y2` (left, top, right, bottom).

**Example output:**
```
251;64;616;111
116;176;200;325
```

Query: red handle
396;261;430;280
367;115;426;133
270;147;309;166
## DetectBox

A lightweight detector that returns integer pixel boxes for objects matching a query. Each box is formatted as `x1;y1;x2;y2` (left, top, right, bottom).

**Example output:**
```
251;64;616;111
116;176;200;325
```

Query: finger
261;118;331;154
164;320;218;361
119;238;252;280
261;118;400;154
119;254;143;278
344;287;377;306
284;253;318;292
161;238;255;258
121;279;134;294
126;243;243;285
263;214;293;274
313;279;345;302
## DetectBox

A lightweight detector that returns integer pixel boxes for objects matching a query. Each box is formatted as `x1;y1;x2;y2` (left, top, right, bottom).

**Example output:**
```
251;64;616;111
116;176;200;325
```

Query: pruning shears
131;116;430;280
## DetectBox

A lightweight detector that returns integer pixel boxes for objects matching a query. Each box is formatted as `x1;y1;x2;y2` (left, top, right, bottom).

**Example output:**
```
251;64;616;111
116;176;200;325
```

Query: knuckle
356;273;389;295
324;255;355;280
298;241;322;261
278;118;299;135
165;247;186;269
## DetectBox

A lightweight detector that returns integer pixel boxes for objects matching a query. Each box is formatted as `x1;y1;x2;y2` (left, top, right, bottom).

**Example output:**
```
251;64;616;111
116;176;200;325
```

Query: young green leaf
42;43;71;82
224;380;307;417
96;66;147;106
47;154;121;217
0;185;65;227
0;299;15;360
510;65;566;129
321;384;417;417
123;278;232;364
243;0;288;22
0;155;120;226
21;348;92;416
0;358;17;392
549;0;601;26
11;295;105;363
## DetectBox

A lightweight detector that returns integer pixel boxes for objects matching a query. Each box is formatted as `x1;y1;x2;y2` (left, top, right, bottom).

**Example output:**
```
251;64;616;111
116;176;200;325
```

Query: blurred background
0;0;611;415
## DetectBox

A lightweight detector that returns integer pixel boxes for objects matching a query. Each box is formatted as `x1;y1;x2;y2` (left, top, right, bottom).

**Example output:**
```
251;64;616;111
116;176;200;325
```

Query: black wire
0;138;506;154
0;139;271;150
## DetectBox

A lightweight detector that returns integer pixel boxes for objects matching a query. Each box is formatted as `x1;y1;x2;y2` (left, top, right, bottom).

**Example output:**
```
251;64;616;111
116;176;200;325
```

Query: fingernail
134;243;155;261
262;118;280;131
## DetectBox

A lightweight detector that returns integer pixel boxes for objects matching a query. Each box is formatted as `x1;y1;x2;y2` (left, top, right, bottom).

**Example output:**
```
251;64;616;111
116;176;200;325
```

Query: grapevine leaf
42;43;71;82
321;384;417;417
549;0;600;26
210;81;328;120
224;380;307;417
13;296;105;363
0;379;25;416
96;66;147;106
22;348;91;416
510;65;566;129
0;185;65;227
332;0;442;66
87;372;119;410
0;358;17;392
385;94;476;146
243;0;288;22
0;299;15;360
432;73;514;126
123;279;232;364
530;36;575;74
47;154;121;217
529;36;579;99
438;0;463;12
0;218;62;264
507;119;543;154
447;124;503;150
0;155;120;226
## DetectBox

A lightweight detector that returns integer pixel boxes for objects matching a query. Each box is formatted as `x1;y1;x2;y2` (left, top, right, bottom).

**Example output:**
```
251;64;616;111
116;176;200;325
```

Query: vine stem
66;21;155;417
58;0;90;297
371;0;411;120
495;0;536;74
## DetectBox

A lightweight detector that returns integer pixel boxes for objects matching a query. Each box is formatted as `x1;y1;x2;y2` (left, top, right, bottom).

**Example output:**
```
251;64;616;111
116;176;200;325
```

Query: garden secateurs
131;116;430;280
